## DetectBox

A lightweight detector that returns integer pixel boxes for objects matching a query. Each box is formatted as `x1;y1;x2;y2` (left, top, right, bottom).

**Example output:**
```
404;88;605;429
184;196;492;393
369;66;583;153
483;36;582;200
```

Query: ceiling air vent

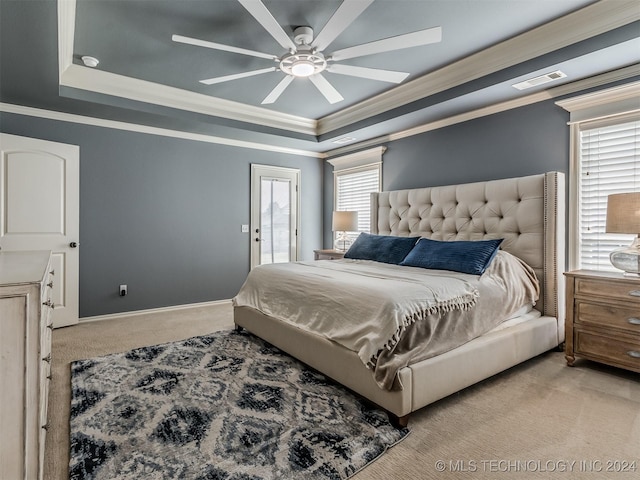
512;70;567;90
332;136;357;144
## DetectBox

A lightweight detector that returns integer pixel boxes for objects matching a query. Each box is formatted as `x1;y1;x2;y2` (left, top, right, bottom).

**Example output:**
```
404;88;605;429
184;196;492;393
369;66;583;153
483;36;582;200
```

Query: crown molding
327;146;386;170
57;0;75;82
325;64;640;158
57;0;317;136
556;79;640;121
59;65;318;136
317;0;640;136
0;103;324;159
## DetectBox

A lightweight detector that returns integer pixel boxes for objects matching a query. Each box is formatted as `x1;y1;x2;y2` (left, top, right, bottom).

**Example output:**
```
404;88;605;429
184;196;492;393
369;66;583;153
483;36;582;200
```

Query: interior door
0;133;80;327
250;165;300;269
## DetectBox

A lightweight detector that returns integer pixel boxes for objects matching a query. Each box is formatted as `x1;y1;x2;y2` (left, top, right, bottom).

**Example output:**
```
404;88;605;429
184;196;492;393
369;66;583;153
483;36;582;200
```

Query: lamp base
610;236;640;276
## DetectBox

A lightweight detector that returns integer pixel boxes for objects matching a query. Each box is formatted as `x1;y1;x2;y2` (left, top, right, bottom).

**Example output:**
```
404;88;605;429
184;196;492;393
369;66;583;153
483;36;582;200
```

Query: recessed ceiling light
81;56;100;68
512;70;566;90
332;137;357;144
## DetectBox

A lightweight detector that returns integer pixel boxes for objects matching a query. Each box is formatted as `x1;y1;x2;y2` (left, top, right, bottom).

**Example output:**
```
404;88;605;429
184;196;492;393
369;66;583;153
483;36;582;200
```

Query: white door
250;165;300;269
0;134;80;327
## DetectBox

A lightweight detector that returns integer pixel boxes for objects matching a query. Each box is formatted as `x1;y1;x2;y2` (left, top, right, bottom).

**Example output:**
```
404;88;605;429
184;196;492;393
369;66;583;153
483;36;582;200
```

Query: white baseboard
80;299;232;324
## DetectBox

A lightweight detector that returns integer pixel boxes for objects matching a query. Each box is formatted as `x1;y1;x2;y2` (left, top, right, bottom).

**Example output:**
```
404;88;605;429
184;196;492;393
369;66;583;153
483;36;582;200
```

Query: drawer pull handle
628;318;640;325
627;351;640;359
47;282;54;288
42;354;51;363
629;290;640;297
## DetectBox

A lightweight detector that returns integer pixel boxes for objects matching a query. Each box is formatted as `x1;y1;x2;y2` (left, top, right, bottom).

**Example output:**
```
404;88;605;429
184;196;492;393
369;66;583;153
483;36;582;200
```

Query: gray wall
323;99;570;247
1;113;323;317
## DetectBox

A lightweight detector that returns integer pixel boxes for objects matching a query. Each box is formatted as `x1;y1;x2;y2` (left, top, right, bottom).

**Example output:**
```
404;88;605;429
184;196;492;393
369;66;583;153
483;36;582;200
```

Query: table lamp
332;211;358;251
606;192;640;276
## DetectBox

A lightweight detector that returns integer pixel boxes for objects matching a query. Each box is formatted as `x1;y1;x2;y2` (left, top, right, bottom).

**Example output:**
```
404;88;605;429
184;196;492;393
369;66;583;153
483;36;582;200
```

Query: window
328;147;384;247
578;117;639;271
557;82;640;271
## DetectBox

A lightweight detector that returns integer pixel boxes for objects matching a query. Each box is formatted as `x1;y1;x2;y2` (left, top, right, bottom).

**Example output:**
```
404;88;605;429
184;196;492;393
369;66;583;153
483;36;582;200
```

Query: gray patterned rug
69;329;409;479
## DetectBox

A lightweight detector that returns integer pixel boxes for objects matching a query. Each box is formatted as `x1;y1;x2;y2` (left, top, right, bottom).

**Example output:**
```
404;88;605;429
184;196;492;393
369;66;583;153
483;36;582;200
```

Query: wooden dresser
565;270;640;373
0;251;54;480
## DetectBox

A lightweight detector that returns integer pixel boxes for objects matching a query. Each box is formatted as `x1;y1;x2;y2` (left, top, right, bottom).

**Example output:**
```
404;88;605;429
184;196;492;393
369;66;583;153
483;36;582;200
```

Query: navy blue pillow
400;238;504;275
344;233;420;264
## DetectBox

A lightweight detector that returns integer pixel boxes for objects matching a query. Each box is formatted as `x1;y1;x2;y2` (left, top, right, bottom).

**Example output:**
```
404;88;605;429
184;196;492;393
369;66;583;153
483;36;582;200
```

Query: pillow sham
344;232;420;264
400;237;504;275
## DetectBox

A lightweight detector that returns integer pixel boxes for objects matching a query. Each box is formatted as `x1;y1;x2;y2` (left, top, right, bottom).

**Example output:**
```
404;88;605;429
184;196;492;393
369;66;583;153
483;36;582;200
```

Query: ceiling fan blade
330;26;442;62
262;76;295;104
311;0;374;52
200;67;276;85
309;74;344;104
237;0;296;51
327;64;409;83
172;34;277;60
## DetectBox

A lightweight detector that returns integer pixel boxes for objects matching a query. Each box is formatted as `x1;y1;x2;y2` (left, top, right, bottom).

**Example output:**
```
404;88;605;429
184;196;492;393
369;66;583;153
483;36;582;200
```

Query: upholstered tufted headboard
371;172;565;325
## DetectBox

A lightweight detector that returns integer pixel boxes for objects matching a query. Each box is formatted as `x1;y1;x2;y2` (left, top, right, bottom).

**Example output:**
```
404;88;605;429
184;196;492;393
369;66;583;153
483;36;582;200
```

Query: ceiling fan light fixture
291;60;315;77
280;51;326;78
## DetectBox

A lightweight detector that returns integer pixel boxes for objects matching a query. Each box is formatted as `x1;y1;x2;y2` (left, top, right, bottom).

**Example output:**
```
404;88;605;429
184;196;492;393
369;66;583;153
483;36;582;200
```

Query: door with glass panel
250;165;300;269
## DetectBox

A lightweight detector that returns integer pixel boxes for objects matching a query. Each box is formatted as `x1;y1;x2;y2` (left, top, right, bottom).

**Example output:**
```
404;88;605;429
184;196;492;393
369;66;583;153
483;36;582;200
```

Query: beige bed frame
234;172;565;424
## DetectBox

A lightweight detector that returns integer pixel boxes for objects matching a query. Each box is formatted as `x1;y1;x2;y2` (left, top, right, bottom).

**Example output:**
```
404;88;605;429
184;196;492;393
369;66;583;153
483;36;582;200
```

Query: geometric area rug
69;329;409;479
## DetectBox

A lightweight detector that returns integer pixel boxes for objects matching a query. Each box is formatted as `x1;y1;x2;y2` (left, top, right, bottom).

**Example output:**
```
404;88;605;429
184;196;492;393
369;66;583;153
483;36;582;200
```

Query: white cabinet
0;251;54;480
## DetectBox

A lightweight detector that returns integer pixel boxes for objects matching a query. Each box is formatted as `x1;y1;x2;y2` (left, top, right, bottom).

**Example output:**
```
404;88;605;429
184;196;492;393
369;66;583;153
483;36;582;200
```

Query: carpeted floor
46;303;640;479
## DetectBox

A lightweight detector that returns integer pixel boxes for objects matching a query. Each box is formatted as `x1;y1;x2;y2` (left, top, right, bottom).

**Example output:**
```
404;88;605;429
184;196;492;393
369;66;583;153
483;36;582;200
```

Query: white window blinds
329;147;385;246
336;166;380;236
578;116;640;271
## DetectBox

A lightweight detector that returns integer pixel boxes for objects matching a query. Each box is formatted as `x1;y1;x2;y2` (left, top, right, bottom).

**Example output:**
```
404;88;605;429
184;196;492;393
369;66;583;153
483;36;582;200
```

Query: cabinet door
0;295;27;479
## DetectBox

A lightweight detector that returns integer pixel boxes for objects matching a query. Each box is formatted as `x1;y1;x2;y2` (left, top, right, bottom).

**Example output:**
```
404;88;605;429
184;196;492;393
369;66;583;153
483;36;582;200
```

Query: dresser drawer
575;301;640;335
575;330;640;372
575;277;640;305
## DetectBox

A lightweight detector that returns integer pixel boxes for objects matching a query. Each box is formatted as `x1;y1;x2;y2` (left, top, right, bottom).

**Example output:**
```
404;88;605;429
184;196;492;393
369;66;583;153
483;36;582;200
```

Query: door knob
69;241;79;248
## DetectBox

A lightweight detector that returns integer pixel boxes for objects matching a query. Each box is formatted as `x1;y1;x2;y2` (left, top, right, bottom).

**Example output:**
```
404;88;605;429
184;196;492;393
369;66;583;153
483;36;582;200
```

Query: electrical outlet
119;284;128;297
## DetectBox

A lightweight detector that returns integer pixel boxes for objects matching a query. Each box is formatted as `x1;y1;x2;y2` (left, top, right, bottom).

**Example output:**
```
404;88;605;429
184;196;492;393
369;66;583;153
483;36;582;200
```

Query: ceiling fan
172;0;442;105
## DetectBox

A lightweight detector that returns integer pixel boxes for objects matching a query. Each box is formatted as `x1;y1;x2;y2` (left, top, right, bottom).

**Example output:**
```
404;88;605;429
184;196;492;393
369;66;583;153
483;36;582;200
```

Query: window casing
557;82;640;271
329;147;384;248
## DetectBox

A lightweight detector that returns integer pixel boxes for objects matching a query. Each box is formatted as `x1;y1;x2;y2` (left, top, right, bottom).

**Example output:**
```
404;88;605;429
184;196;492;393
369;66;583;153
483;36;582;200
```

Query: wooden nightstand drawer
575;277;640;305
314;249;345;260
575;330;640;372
576;301;640;335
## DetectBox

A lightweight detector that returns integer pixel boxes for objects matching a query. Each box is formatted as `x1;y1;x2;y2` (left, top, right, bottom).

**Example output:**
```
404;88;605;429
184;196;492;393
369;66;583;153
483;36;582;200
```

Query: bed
233;172;565;425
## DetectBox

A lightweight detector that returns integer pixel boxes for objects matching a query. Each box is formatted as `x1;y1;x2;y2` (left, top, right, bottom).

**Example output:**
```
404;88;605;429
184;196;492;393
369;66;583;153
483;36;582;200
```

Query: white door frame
250;164;300;269
0;133;80;327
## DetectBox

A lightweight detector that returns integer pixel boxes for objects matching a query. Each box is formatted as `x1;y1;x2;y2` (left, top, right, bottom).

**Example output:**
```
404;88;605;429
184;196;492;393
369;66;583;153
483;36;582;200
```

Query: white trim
59;65;318;136
57;0;317;136
557;81;640;271
250;164;301;269
325;65;640;158
327;146;386;170
556;80;640;123
57;0;75;82
79;299;232;324
0;103;324;159
57;0;639;137
317;0;640;135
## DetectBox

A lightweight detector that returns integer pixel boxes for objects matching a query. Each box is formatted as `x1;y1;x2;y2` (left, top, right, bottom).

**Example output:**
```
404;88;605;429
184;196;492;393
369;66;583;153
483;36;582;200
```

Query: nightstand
314;249;346;260
565;270;640;373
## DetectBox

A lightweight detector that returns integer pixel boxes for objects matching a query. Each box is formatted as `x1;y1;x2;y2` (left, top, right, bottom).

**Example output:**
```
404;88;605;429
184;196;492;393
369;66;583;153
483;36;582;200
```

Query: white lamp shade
332;211;358;232
606;192;640;234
